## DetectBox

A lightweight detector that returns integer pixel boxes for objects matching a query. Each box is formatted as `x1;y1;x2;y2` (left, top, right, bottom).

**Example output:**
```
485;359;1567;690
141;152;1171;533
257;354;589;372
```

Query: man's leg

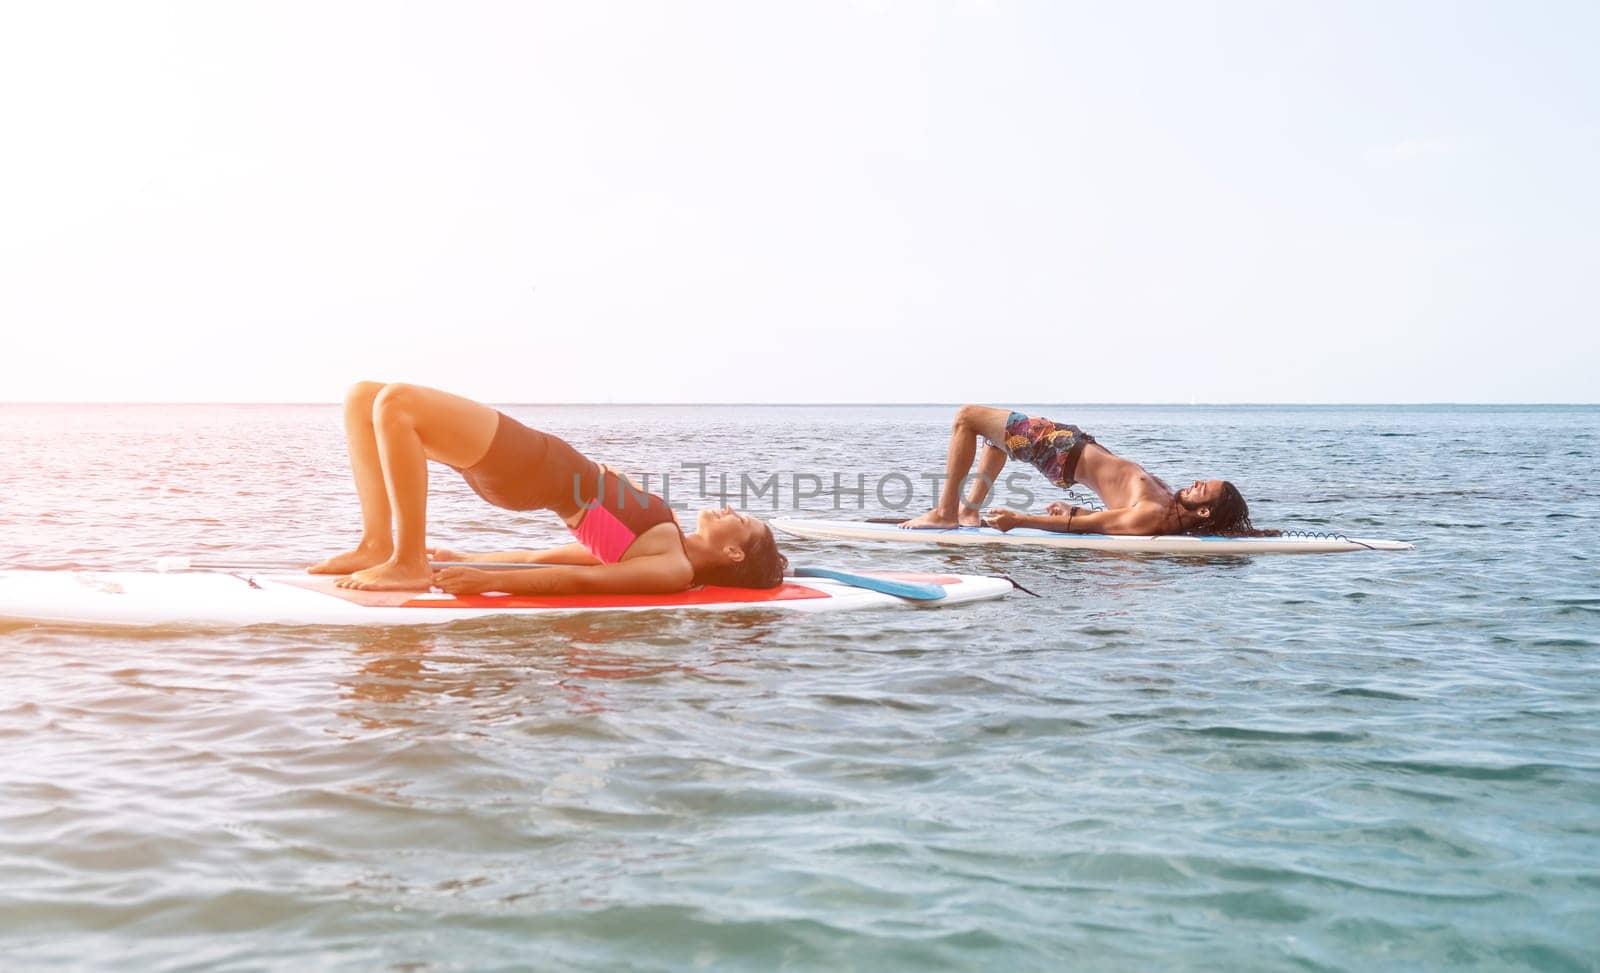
959;443;1008;526
335;384;500;591
900;405;1013;529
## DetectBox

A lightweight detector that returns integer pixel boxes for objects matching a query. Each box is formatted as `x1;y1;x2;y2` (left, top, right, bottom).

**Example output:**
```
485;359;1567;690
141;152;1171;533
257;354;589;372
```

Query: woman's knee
344;381;387;416
372;382;427;426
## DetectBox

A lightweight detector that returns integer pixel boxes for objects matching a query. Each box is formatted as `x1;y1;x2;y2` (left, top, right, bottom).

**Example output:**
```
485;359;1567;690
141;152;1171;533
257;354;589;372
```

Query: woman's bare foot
958;508;983;527
336;557;433;591
898;509;959;529
308;542;394;575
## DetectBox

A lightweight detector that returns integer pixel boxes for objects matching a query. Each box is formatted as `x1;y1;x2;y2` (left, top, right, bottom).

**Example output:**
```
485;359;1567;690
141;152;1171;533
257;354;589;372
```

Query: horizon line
3;400;1597;408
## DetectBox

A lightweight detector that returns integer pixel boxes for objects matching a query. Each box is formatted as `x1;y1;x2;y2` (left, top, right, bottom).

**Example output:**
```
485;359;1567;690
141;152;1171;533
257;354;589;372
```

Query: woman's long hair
694;523;790;589
1182;482;1280;537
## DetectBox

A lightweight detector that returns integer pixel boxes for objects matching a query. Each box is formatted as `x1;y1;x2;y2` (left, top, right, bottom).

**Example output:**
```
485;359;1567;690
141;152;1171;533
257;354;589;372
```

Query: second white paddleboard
771;518;1414;554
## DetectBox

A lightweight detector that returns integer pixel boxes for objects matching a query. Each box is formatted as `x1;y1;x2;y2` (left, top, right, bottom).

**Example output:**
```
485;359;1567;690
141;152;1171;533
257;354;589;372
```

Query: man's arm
986;506;1161;535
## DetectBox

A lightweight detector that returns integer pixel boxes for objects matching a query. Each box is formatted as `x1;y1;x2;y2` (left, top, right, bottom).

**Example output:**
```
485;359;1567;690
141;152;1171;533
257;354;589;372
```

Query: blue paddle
788;566;946;601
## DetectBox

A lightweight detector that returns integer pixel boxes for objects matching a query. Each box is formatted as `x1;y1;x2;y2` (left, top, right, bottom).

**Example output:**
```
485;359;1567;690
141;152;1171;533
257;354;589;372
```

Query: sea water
0;403;1595;971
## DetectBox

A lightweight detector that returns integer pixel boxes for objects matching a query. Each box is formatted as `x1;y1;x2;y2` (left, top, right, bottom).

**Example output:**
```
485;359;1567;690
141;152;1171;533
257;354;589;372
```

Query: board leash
1001;575;1040;597
1274;529;1380;551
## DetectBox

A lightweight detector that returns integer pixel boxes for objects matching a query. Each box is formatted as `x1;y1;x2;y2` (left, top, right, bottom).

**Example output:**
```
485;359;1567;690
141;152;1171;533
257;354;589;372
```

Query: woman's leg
308;382;397;575
312;382;500;590
901;405;1013;529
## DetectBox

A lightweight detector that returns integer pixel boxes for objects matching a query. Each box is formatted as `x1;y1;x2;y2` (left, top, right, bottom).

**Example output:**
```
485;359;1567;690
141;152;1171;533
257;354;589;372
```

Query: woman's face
696;506;761;557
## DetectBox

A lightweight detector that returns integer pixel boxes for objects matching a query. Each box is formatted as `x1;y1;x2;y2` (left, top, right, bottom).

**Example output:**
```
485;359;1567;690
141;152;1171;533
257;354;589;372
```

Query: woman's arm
429;543;603;566
432;552;693;596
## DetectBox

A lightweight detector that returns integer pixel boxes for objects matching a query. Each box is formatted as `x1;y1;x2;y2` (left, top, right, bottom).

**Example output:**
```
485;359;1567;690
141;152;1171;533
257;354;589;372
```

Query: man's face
1177;479;1226;510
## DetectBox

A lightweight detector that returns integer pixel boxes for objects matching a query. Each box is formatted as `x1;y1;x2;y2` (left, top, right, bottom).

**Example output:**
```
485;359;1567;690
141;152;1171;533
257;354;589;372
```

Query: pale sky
2;1;1595;403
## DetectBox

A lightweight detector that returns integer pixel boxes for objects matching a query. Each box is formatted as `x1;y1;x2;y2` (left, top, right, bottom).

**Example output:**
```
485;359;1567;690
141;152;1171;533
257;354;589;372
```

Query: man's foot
336;558;433;591
308;543;393;575
898;509;959;529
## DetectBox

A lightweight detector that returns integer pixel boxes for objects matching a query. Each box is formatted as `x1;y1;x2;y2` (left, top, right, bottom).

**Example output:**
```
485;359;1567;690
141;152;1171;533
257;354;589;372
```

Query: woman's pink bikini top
570;467;680;563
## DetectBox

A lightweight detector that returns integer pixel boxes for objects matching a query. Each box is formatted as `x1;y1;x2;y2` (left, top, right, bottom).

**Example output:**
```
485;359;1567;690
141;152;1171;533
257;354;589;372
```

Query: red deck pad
398;574;962;610
402;581;834;610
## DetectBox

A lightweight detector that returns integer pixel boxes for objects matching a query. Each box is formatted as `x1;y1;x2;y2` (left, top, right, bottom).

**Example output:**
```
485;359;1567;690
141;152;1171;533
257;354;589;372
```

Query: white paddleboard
771;518;1414;555
0;569;1013;628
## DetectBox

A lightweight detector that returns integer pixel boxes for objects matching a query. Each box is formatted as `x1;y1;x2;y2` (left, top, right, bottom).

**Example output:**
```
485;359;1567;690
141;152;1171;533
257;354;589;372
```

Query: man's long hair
1181;482;1279;537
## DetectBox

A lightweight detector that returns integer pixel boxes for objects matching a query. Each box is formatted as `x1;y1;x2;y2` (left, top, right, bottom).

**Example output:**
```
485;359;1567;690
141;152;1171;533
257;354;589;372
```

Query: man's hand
1046;501;1072;516
983;508;1022;532
431;566;496;595
426;546;470;563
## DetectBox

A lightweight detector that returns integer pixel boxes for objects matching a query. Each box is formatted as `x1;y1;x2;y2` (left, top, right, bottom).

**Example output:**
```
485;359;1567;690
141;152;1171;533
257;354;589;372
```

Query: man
899;406;1271;537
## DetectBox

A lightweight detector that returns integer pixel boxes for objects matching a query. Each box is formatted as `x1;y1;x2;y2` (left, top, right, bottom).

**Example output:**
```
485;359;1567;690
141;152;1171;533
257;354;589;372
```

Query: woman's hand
426;545;469;563
983;508;1022;532
431;566;496;595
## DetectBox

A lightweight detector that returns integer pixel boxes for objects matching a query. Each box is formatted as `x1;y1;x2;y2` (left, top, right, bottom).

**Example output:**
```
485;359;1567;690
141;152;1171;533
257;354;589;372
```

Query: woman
309;382;787;595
